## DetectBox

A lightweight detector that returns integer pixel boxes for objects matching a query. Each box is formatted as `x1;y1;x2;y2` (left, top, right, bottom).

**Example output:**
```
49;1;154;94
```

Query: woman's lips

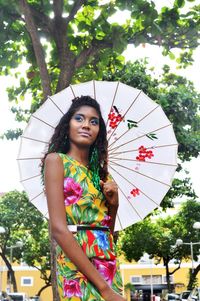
79;132;91;137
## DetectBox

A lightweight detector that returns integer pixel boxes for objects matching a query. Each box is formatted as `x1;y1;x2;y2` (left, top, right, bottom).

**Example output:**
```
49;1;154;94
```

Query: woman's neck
67;146;89;167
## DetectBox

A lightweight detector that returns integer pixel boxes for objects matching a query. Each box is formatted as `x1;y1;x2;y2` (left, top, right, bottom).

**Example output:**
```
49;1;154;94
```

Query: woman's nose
82;119;90;128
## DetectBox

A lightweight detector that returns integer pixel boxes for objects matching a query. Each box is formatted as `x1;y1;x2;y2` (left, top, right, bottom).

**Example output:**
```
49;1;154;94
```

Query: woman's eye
91;119;99;125
74;114;83;122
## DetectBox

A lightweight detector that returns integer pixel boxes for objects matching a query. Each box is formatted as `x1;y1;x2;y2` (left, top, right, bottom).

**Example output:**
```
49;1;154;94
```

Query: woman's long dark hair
42;95;108;181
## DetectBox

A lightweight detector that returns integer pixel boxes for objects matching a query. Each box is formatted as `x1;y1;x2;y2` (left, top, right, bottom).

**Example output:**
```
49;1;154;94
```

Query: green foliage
0;129;23;140
119;214;184;262
119;199;200;289
176;50;194;68
174;0;185;9
0;190;51;289
0;0;199;102
124;282;135;292
161;177;197;209
1;1;199;144
175;200;200;249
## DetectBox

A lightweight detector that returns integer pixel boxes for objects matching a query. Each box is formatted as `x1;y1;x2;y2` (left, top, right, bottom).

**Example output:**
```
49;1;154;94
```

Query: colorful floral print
56;153;122;300
64;177;83;206
63;278;83;298
92;258;117;285
93;230;109;250
101;215;112;227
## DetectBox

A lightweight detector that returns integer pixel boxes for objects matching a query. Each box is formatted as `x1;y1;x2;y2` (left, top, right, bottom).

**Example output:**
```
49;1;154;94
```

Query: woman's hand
100;180;119;208
101;286;127;301
100;180;119;233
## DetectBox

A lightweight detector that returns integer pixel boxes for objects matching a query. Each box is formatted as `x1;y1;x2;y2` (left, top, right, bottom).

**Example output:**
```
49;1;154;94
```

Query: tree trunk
1;253;18;292
8;269;18;292
187;264;200;290
49;229;60;301
164;257;172;293
19;0;52;101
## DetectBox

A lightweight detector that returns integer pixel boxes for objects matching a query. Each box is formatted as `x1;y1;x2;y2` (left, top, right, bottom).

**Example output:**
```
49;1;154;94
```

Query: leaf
127;120;138;129
169;51;176;60
113;105;119;113
1;128;23;140
146;133;158;140
174;0;185;8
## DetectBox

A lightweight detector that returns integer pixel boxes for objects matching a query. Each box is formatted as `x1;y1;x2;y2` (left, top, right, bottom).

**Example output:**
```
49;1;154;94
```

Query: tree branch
37;283;51;297
19;0;52;100
65;0;86;25
169;260;181;275
53;0;63;18
51;1;76;91
75;39;113;69
52;0;87;90
187;263;200;290
28;6;54;34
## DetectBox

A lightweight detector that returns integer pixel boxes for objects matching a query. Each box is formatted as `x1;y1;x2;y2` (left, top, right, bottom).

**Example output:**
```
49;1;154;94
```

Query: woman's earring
89;147;100;190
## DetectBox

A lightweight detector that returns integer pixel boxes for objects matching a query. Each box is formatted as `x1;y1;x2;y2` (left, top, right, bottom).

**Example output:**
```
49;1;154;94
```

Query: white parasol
17;80;178;231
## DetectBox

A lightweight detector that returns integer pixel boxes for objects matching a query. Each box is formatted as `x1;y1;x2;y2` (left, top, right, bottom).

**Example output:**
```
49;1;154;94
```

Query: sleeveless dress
56;153;123;301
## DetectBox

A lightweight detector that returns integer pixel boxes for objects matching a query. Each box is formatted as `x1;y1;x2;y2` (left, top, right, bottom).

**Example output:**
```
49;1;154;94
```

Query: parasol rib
109;143;178;156
48;96;65;115
111;173;144;220
107;89;142;142
110;173;144;226
69;84;76;98
116;213;123;231
109;164;160;207
17;157;43;160
93;80;96;100
105;81;120;128
108;173;142;229
109;157;177;167
31;115;55;129
108;104;159;149
110;160;171;187
109;123;173;153
21;135;49;144
20;174;41;183
118;186;144;220
30;190;44;202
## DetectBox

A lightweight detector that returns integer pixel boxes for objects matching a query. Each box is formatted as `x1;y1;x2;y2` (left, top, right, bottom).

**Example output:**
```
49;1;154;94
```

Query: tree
175;200;200;289
119;199;200;292
0;0;199;134
119;216;183;292
0;191;50;295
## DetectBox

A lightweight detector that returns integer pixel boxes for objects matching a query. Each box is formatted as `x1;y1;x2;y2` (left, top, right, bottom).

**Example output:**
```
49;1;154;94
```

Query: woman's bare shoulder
45;153;62;165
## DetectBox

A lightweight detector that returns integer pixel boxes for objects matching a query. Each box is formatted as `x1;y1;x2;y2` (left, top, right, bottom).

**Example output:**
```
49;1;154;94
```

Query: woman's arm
45;153;126;301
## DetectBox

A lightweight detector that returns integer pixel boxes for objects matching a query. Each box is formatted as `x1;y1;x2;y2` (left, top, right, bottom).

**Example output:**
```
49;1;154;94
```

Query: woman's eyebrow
75;113;99;119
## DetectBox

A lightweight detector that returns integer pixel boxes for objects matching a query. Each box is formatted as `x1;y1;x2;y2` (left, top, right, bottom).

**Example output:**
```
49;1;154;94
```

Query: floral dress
56;153;122;301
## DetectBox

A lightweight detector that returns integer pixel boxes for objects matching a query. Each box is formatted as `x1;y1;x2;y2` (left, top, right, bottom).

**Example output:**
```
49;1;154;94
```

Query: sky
0;1;200;198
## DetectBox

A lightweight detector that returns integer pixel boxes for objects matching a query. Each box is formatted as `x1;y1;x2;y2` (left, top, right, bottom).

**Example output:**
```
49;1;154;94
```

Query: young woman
44;96;126;301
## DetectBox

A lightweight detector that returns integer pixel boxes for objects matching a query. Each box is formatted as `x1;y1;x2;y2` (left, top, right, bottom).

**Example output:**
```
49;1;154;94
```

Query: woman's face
68;105;100;148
